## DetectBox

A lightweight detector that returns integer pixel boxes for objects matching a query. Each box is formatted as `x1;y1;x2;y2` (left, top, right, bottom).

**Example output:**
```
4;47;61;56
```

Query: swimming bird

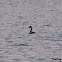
52;58;61;61
29;26;35;34
52;58;58;60
57;58;61;60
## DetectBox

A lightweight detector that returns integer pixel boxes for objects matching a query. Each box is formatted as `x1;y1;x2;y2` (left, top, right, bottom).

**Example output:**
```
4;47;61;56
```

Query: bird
57;58;61;60
52;58;58;60
52;58;61;60
29;26;35;34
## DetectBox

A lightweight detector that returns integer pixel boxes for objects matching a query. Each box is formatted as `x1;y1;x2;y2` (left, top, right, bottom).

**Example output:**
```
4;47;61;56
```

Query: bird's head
29;26;32;28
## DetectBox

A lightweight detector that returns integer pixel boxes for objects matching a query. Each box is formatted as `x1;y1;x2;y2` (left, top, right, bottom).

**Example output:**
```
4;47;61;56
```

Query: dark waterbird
52;58;61;61
29;26;35;34
57;58;61;61
52;58;58;60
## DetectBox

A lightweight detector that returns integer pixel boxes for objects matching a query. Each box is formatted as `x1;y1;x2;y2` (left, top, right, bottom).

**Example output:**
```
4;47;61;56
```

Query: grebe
52;58;61;61
29;26;35;34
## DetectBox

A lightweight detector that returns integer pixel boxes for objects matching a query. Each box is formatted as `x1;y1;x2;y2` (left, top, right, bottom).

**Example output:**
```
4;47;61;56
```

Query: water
0;0;62;62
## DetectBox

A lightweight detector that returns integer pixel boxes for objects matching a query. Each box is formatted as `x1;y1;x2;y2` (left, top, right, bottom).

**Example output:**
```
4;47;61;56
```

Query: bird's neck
30;27;32;32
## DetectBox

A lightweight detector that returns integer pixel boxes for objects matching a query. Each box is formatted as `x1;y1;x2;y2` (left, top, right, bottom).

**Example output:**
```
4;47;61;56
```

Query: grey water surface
0;0;62;62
